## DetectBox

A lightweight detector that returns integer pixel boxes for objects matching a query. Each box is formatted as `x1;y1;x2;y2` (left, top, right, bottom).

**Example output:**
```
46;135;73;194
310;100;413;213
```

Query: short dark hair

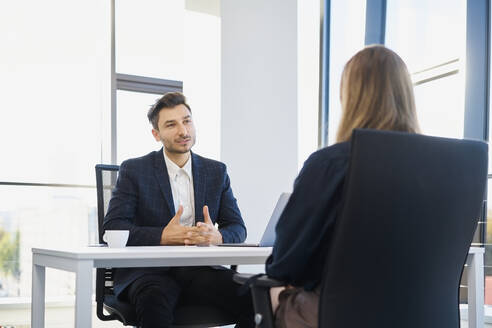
147;92;192;129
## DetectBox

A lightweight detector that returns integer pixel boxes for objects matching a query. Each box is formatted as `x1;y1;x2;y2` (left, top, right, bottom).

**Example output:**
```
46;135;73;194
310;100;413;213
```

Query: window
385;0;466;139
327;0;367;145
487;181;492;305
114;0;221;163
117;90;162;162
0;0;109;308
0;1;223;325
115;0;184;81
0;186;96;298
0;0;110;185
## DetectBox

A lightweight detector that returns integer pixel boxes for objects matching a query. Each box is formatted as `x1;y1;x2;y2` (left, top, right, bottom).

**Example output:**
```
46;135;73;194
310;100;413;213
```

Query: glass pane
117;91;163;163
0;186;96;299
413;73;465;138
489;19;492;174
327;0;366;145
486;179;492;305
487;245;492;305
385;0;466;139
116;0;185;80
0;0;110;185
386;0;466;74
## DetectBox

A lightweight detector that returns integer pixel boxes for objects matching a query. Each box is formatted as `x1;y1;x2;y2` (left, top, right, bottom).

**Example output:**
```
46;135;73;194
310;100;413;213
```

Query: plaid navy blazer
103;148;246;296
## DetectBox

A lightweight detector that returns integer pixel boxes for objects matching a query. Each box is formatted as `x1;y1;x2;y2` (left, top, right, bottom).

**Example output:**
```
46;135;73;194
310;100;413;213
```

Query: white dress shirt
163;150;195;227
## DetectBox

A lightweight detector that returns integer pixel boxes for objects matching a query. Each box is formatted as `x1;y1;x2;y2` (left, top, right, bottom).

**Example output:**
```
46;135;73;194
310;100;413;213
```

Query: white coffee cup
103;230;129;248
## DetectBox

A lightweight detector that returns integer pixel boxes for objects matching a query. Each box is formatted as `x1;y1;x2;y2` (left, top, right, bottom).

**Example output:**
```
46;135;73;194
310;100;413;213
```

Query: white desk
31;246;485;328
31;245;272;328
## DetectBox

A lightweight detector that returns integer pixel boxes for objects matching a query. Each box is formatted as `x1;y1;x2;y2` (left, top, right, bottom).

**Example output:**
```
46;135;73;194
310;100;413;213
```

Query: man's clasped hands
160;205;223;246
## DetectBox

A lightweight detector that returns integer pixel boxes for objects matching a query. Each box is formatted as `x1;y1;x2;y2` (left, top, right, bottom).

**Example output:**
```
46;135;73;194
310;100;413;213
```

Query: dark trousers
125;266;255;328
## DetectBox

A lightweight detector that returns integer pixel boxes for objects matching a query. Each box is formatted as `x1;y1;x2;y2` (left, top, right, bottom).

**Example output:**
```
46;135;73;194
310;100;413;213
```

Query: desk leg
468;252;484;328
75;260;93;328
31;261;46;328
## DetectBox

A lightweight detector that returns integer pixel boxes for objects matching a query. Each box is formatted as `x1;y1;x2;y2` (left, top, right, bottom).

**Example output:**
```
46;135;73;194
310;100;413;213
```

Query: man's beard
164;137;195;154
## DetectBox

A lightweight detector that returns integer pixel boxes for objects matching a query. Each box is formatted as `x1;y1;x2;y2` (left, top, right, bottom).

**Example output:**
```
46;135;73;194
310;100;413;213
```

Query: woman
265;45;420;328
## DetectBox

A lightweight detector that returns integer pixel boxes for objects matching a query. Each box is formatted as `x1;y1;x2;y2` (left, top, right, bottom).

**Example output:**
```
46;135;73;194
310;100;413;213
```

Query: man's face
151;104;196;154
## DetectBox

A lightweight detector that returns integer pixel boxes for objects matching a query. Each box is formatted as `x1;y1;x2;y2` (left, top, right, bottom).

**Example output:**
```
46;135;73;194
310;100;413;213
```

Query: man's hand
161;206;202;245
195;205;223;245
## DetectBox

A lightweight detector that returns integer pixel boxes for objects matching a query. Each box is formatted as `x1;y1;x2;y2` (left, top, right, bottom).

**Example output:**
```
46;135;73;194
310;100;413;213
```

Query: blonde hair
336;45;420;142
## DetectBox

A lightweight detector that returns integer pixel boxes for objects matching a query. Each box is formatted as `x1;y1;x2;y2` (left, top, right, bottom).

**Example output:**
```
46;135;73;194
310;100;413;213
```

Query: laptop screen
258;192;291;247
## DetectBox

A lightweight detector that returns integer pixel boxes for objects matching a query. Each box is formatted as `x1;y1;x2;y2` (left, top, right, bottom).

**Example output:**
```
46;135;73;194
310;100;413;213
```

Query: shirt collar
163;149;192;179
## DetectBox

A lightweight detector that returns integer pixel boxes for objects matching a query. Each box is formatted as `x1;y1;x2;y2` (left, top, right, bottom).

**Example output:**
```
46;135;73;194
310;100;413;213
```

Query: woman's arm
266;147;349;289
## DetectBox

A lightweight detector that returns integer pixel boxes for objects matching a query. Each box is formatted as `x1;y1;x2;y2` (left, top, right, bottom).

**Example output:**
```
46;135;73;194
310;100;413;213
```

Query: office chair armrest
233;273;286;328
233;273;286;288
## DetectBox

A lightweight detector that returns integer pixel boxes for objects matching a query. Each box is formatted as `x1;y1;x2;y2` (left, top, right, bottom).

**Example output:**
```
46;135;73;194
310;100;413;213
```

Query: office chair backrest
95;164;120;322
95;164;119;244
319;129;487;328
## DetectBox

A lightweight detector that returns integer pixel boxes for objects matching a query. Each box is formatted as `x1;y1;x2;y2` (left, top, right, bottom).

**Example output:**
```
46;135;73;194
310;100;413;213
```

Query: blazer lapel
153;148;176;216
192;152;206;223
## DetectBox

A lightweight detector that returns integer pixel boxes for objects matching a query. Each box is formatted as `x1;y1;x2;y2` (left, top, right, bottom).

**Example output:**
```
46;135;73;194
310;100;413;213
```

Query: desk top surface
32;245;482;260
32;245;273;260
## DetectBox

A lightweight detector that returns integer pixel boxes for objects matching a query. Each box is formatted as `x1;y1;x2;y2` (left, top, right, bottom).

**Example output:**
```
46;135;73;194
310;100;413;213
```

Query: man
103;92;254;328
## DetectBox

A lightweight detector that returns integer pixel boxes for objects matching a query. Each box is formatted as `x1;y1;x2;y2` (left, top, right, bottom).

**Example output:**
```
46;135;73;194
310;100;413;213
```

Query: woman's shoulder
305;141;351;167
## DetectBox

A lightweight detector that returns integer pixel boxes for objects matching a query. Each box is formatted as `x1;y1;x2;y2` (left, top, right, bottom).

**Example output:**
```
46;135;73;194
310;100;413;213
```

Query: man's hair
336;45;420;142
147;92;192;129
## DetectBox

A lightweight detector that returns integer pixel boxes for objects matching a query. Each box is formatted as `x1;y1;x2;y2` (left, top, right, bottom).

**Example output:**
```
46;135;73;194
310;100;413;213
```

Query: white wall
297;0;321;169
184;1;222;160
221;0;299;242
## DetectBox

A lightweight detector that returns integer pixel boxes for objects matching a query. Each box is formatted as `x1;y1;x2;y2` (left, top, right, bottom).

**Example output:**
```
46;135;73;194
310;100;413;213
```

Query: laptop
218;192;291;247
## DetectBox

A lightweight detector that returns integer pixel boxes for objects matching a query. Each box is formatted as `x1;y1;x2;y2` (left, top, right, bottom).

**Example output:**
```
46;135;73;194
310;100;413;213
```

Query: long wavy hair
336;45;420;142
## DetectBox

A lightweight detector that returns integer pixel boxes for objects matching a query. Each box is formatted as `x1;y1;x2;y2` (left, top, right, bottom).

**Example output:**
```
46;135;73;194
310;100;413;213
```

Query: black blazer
103;149;246;296
265;142;350;290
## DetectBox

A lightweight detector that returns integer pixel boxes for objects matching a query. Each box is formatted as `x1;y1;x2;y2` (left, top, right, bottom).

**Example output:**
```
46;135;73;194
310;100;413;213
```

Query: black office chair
235;129;488;328
95;164;236;327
